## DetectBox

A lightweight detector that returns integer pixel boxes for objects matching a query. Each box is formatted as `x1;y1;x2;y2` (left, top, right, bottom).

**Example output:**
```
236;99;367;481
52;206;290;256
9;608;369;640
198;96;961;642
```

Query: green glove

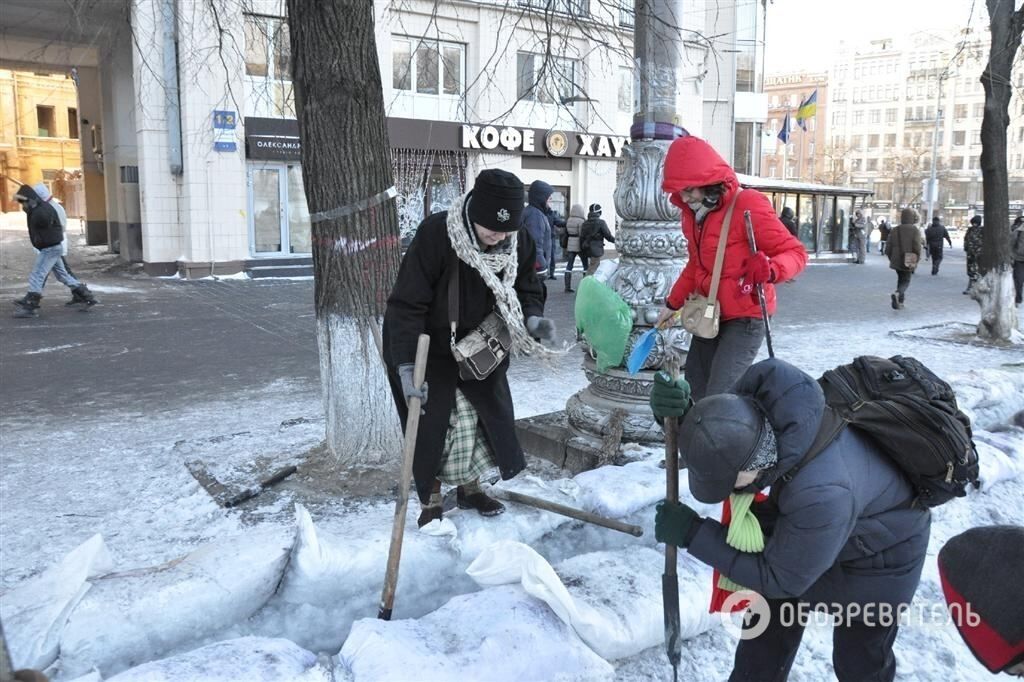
655;500;701;548
649;371;693;420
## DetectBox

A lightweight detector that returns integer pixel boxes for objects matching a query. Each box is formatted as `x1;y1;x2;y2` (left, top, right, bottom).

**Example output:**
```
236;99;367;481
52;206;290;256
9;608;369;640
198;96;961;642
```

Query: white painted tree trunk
973;269;1021;342
317;315;402;465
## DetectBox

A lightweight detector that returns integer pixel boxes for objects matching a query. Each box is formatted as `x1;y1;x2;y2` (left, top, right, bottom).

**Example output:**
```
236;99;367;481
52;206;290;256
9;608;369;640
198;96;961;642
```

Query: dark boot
67;284;98;306
12;292;42;318
417;479;443;528
891;293;899;310
564;271;574;293
457;480;505;517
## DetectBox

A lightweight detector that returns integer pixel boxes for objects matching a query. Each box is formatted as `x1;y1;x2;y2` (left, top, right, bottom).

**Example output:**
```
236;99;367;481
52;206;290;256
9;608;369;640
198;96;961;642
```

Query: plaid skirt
439;389;496;486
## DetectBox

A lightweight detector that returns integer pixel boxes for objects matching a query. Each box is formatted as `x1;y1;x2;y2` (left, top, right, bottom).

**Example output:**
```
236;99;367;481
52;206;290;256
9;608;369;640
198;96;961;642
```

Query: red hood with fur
661;137;740;209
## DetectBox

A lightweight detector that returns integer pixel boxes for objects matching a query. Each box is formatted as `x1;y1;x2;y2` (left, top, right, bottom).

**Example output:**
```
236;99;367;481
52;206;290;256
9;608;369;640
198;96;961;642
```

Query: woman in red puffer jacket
656;136;807;401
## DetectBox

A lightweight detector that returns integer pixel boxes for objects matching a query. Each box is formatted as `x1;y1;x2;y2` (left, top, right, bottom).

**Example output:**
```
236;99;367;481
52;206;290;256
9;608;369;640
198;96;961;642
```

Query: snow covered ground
3;272;1024;680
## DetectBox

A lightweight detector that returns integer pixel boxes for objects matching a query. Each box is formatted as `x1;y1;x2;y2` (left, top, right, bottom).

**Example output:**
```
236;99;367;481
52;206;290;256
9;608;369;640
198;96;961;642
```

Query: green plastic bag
574;276;632;372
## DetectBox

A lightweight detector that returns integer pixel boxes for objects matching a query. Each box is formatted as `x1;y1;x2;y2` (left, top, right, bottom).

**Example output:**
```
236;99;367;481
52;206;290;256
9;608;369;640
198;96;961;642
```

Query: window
969;156;980;169
951;156;964;170
67;108;78;139
955;104;968;120
833;111;846;126
244;15;295;117
886;108;897;123
518;0;588;16
618;67;632;113
868;134;879;149
35;106;55;137
867;158;879;171
393;38;464;96
517;52;579;104
875;182;893;200
973;103;984;118
884;133;896;147
733;122;755;174
770;95;779;108
852;158;863;170
883;158;895;172
953;131;966;146
851;135;863;149
853;111;864;125
734;4;757;93
870;109;881;124
618;0;633;26
244;16;269;77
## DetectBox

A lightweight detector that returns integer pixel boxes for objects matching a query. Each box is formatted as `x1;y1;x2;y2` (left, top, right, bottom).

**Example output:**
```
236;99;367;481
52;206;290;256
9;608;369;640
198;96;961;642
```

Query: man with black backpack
650;355;978;681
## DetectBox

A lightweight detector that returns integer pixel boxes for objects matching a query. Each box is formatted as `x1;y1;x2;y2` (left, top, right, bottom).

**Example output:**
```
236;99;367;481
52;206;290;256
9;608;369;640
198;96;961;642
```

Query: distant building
760;73;828;184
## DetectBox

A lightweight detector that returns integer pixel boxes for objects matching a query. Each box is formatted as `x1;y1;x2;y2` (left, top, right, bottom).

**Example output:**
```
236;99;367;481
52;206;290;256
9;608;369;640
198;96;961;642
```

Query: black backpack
781;355;980;508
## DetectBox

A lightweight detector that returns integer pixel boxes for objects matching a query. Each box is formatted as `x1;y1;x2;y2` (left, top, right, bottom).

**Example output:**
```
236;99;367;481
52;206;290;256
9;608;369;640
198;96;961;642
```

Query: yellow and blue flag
796;89;818;130
778;111;791;144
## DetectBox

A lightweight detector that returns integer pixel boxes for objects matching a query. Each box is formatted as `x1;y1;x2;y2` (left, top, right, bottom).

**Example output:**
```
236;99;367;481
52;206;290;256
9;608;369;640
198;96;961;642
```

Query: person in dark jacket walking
653;358;931;682
382;169;553;527
562;203;587;292
521;180;555;280
11;185;97;318
877;219;891;255
886;208;924;310
778;207;798;238
963;215;984;294
925;216;953;275
849;210;868;264
580;204;615;275
938;525;1024;677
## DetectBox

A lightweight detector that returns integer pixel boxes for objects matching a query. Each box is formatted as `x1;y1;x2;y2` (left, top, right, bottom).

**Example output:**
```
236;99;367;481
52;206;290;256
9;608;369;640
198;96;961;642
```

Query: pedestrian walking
964;215;984;294
657;135;807;402
938;526;1024;676
925;215;953;275
561;203;588;292
849;210;868;264
382;169;553;527
521;180;554;281
580;204;615;275
548;212;565;282
11;185;97;318
653;358;931;682
1012;217;1024;305
886;208;924;310
779;206;798;238
877;219;891;255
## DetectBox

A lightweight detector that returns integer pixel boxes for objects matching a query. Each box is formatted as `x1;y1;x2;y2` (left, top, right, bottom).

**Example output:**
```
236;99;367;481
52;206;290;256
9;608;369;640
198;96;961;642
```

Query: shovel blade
662;572;682;667
626;328;659;375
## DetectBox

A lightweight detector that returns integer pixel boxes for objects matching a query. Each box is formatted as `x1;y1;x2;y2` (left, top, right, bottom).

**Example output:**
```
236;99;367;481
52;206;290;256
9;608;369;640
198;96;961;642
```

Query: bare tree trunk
976;0;1024;341
287;0;403;464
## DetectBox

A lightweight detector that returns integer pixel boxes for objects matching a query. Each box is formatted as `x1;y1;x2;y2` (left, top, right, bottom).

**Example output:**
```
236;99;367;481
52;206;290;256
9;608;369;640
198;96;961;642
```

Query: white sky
762;0;997;74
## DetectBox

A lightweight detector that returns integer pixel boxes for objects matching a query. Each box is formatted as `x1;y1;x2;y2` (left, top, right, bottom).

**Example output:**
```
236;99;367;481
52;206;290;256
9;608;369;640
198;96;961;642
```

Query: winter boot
12;292;42;318
417;479;443;528
66;284;98;307
457;479;505;517
564;270;574;293
891;293;899;310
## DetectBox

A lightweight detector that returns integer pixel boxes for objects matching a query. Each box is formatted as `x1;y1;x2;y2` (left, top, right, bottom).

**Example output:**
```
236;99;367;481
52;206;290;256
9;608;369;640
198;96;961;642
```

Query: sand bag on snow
973;428;1024;490
0;533;113;671
468;540;716;661
105;637;328;682
59;531;292;678
339;585;614;681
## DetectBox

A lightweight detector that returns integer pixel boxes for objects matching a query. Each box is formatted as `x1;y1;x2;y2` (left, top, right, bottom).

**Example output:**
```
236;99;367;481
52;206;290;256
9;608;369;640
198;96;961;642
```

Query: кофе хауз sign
459;125;628;159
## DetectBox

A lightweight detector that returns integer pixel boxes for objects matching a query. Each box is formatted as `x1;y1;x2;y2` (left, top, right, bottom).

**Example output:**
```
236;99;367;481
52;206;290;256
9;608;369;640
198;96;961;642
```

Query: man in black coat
12;185;97;318
382;169;551;527
652;358;931;682
924;215;953;275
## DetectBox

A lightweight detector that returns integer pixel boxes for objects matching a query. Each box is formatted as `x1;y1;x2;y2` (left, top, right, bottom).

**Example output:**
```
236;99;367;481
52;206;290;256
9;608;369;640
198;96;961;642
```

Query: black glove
526;316;556;341
398;363;428;407
655;500;701;548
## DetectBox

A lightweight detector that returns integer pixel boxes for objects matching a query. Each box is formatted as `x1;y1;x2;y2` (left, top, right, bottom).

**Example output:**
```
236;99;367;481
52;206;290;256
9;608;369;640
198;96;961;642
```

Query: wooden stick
662;357;682;679
378;333;431;621
491;488;643;537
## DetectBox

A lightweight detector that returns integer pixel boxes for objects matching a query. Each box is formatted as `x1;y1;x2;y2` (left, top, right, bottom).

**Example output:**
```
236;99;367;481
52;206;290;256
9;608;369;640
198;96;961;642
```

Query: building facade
1;0;767;276
0;70;83;213
760;73;828;184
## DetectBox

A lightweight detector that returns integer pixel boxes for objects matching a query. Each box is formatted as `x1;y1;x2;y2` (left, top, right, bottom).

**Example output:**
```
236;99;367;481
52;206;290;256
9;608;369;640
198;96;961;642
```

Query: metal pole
926;73;945;225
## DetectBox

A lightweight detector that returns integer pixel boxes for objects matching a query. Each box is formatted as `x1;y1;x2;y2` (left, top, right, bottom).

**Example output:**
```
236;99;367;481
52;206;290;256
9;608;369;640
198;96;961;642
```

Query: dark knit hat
900;208;919;225
938;525;1024;673
588;203;602;216
680;394;773;503
467;169;525;232
970;215;982;226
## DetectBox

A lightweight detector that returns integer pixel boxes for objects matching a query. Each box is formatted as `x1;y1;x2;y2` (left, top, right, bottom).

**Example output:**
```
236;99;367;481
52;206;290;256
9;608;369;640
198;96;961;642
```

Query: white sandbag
0;533;113;671
339;585;614;681
973;429;1024;491
574;459;666;518
105;637;329;682
467;540;716;661
952;370;1024;430
59;531;292;678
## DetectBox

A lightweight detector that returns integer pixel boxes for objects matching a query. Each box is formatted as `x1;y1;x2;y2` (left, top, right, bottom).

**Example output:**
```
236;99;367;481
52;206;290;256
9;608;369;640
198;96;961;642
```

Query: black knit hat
938;525;1024;673
680;394;772;503
466;169;525;233
970;215;982;226
588;203;602;216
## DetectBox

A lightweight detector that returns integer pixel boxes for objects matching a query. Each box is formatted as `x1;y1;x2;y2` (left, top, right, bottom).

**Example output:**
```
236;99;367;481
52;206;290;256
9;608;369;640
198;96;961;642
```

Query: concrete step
247;264;313;278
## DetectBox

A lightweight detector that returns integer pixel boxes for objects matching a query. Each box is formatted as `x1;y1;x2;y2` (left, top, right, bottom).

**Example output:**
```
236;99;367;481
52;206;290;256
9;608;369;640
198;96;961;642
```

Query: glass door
249;165;285;255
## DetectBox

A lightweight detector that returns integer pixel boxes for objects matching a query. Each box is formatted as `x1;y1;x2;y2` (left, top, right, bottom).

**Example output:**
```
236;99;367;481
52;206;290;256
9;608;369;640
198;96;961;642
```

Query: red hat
938;525;1024;673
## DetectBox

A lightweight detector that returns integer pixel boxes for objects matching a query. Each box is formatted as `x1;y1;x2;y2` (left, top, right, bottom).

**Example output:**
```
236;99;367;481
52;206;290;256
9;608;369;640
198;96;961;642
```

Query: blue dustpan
626;327;659;375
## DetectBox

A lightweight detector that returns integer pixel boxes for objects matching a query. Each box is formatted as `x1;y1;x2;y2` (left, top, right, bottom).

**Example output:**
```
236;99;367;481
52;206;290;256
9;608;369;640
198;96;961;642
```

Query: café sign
460;124;628;159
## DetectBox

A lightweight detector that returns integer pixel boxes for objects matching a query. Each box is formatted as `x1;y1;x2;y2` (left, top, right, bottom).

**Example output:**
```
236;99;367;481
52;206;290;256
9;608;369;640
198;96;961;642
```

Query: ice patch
21;343;82;355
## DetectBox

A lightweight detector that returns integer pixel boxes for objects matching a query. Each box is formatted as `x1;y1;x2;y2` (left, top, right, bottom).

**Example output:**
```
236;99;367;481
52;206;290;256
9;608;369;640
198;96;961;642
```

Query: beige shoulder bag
679;191;741;339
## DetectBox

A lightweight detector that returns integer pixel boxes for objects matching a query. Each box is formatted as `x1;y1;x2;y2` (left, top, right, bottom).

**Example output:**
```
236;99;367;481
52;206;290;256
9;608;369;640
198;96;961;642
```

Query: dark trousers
685;317;765;402
1013;260;1024;305
928;245;944;274
729;598;898;682
895;270;913;299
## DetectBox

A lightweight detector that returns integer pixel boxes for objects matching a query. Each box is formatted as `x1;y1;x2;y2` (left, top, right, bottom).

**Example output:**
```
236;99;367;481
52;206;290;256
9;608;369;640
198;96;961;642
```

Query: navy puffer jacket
686;359;931;608
521;181;554;271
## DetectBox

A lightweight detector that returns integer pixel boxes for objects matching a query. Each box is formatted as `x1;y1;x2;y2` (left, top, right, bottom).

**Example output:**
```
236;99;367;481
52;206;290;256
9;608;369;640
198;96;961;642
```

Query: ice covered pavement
2;365;1023;680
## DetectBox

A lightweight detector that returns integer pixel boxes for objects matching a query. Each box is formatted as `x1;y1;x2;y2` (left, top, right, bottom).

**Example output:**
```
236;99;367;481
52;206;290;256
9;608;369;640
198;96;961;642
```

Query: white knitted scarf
446;193;551;357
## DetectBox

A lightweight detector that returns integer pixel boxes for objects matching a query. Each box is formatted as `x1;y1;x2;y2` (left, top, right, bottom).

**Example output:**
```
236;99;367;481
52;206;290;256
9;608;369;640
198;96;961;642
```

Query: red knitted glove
743;252;773;285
